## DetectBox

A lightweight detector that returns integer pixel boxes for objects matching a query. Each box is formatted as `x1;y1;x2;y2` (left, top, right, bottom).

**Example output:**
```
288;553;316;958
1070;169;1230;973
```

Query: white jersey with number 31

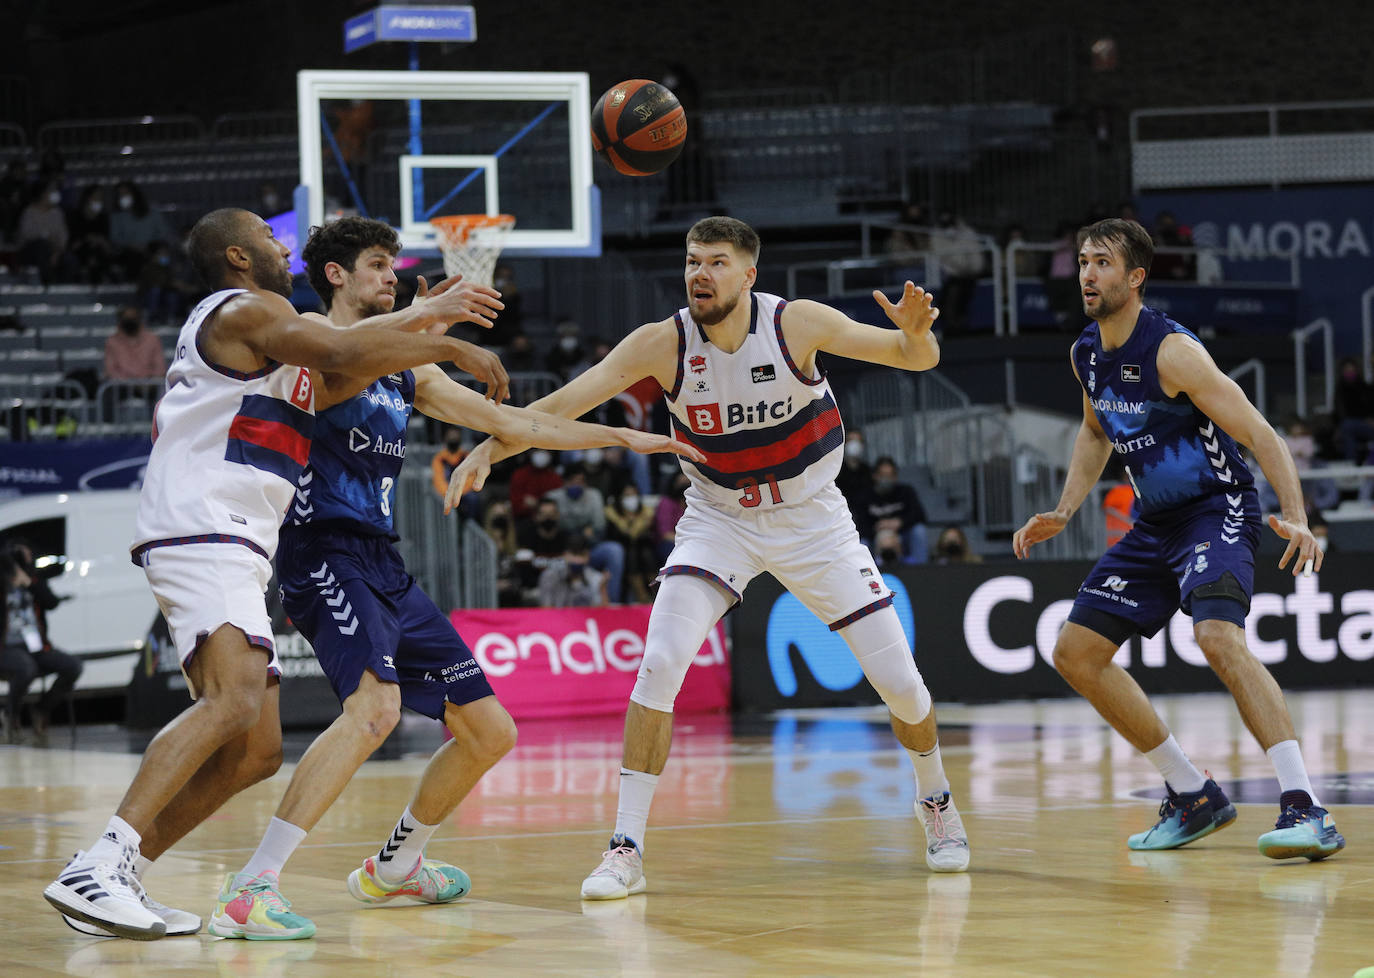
663;291;844;512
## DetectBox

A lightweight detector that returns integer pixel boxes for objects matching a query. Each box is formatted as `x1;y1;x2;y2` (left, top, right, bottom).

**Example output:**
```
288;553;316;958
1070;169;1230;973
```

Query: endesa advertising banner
451;606;730;719
732;555;1374;712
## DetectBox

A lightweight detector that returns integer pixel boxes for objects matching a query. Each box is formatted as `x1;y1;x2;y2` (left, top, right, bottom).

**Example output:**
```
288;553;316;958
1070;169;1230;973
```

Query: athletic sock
134;855;152;880
1267;740;1320;807
612;767;659;851
240;817;309;881
906;743;951;800
375;807;439;885
1144;735;1207;794
88;815;140;865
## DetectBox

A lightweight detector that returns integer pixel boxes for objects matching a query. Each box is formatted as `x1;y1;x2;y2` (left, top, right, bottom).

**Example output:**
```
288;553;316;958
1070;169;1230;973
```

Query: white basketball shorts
140;541;281;698
658;483;892;629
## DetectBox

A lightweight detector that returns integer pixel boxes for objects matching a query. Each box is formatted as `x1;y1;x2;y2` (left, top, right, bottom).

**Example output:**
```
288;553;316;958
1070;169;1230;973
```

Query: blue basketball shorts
277;528;494;719
1068;487;1261;642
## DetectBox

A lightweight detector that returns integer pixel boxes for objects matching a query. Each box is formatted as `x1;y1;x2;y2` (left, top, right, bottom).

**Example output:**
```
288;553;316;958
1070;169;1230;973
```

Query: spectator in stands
933;525;982;564
1102;458;1137;548
546;317;587;380
485;264;522;349
653;472;690;563
583;445;635;502
545;462;624;603
16;180;69;284
68;185;114;284
538;537;607;608
1335;356;1374;465
862;456;929;564
930;208;984;332
514;497;568;605
509;448;562;519
256;182;286;217
836;428;873;504
1282;417;1339;511
109;180;170;280
480;500;525;608
102;305;166;381
1003;224;1044;279
431;427;483;518
1045;221;1083;328
885;201;929;260
605;483;657;603
138;239;197;324
0;159;29;242
1150;210;1195;281
1;544;83;744
504;332;539;373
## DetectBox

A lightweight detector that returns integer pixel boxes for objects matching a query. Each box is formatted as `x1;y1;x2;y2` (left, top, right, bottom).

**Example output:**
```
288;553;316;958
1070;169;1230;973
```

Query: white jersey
132;288;315;562
664;291;843;511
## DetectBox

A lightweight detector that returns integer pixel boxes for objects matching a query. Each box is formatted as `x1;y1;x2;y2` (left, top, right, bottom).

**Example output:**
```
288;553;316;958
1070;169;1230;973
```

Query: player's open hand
445;443;494;514
873;281;939;336
1012;510;1070;559
423;278;505;330
620;429;706;464
450;340;510;403
1268;513;1323;576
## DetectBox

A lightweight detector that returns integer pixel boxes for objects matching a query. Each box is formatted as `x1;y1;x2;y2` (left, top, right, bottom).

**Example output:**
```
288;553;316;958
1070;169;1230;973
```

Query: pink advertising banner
450;605;731;719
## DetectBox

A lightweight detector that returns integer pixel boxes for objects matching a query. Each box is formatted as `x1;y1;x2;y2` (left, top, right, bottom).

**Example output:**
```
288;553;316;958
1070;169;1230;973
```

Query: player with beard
45;208;508;940
1013;218;1344;861
447;215;973;900
206;217;702;939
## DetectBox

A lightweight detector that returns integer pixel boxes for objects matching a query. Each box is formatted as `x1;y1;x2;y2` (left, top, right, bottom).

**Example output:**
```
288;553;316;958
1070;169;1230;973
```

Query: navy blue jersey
287;371;415;537
1072;306;1252;517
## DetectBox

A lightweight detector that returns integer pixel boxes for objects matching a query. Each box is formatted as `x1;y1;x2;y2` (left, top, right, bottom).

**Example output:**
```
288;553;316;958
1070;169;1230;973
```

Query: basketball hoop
429;214;516;288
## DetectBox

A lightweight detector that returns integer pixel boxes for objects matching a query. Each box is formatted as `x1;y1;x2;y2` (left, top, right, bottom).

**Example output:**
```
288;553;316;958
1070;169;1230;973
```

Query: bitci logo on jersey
686;402;723;434
290;368;313;409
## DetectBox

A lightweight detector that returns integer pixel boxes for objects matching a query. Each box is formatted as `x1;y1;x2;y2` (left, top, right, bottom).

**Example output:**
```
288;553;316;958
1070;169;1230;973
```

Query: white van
1;489;157;694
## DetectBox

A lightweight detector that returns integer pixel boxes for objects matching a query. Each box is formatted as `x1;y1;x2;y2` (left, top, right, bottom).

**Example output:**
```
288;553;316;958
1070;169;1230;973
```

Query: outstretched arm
1157;332;1320;575
779;282;941;375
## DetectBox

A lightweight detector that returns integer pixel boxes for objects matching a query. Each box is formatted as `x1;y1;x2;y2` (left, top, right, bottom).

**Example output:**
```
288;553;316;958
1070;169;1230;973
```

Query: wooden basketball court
3;688;1371;976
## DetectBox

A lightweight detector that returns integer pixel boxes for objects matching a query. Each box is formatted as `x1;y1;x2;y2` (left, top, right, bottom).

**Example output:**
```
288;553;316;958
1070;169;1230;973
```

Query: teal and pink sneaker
207;870;315;940
346;856;471;905
1258;790;1346;861
1127;777;1237;850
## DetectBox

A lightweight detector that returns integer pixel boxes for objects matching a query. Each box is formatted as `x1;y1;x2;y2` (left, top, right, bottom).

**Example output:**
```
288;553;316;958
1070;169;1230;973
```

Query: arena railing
36;115;206;152
392;465;497;611
1362;285;1374;384
1293;317;1335;419
1227;359;1268;418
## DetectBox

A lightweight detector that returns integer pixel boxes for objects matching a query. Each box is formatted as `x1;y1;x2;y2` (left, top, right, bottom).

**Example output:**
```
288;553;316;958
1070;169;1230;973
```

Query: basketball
590;79;687;176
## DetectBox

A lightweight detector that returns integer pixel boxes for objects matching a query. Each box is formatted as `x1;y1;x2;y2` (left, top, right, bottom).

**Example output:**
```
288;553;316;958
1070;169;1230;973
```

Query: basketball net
429;214;516;288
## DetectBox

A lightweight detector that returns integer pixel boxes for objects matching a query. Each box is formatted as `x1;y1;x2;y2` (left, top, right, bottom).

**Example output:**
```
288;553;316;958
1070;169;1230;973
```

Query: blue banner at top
344;5;476;52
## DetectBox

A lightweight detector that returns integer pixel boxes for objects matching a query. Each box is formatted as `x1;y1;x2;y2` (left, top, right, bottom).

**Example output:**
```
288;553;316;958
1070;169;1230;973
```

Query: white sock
1267;740;1319;806
240;817;309;881
88;815;140;864
375;807;439;885
1144;735;1206;793
134;855;152;880
906;743;951;800
612;768;659;851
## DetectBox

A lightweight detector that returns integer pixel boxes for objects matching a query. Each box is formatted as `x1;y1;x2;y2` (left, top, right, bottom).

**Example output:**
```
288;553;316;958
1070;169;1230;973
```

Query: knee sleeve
837;607;932;724
630;574;734;713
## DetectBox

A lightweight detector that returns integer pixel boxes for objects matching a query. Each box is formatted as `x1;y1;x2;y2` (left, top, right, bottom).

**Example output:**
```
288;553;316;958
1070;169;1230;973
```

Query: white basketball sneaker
61;868;201;937
44;848;167;940
580;837;647;901
917;792;971;873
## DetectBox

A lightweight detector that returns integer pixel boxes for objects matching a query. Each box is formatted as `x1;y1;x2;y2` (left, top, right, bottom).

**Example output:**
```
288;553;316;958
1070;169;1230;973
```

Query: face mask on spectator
87;200;103;214
584;448;604;467
564;485;585;501
531;450;551;469
48;190;62;205
444;437;462;451
845;440;865;460
621;495;641;513
118;316;140;335
566;560;587;576
874;477;896;493
119;194;134;209
559;336;578;352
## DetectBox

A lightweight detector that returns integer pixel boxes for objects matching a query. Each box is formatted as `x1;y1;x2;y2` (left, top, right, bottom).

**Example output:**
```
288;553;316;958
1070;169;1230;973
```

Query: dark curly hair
301;216;400;309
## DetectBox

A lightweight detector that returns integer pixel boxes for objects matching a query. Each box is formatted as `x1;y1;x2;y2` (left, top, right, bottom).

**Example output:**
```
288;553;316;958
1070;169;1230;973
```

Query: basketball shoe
207;870;315;940
580;836;647;900
346;856;471;905
917;792;971;872
62;866;201;937
44;847;166;941
1127;777;1236;850
1257;790;1345;861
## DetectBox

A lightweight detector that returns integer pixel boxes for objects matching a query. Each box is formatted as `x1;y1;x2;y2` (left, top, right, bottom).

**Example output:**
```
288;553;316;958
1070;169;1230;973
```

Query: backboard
296;70;599;259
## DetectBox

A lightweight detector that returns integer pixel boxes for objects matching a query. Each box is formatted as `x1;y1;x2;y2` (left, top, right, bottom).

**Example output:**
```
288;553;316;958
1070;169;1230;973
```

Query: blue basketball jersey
287;371;415;536
1072;306;1253;517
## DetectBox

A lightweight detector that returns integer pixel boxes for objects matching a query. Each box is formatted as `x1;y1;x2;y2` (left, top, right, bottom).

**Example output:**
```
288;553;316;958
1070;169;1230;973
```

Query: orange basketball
590;79;687;176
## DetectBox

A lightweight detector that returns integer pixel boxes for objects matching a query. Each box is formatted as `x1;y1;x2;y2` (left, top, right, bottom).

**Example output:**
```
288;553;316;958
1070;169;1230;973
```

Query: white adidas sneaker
62;869;201;937
44;849;167;940
917;792;971;873
580;838;647;901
